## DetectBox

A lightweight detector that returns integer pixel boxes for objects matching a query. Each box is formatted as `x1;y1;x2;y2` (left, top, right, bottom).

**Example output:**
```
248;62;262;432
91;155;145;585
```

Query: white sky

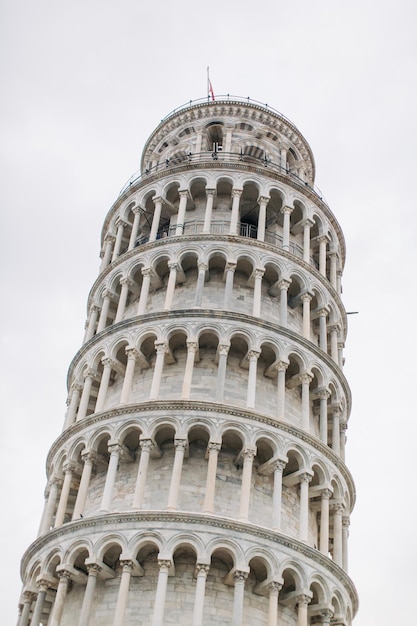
1;1;416;623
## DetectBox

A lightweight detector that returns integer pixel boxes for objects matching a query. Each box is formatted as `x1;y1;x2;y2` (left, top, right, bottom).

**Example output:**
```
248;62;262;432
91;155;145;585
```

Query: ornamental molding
21;510;358;615
46;399;355;507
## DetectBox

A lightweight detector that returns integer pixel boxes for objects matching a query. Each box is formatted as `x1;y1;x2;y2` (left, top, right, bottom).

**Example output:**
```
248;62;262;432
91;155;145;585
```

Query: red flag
208;79;215;101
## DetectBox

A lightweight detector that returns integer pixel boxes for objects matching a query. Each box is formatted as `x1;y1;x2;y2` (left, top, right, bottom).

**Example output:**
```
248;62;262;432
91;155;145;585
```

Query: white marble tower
18;96;358;626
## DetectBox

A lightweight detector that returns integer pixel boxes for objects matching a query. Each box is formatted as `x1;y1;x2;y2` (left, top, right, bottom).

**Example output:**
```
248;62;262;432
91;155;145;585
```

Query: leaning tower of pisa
18;96;358;626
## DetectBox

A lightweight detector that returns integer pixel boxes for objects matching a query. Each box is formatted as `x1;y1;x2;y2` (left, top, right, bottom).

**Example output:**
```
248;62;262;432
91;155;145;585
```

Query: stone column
318;308;329;352
97;290;114;333
329;324;339;363
302;219;313;263
299;473;312;542
318;389;330;444
85;305;100;342
246;350;260;408
342;516;350;572
115;277;132;323
215;344;229;402
301;293;312;340
128;207;142;250
194;263;208;307
100;444;123;512
203;442;221;514
278;279;291;327
72;451;96;520
281;206;293;251
317;235;328;276
111;220;126;261
300;372;313;431
257;196;269;242
38;478;61;535
132;440;154;509
223;261;236;310
137;267;151;315
252;269;264;317
151;560;171;626
319;488;332;555
332;504;344;567
76;369;96;421
272;460;286;530
181;341;198;399
164;262;178;310
340;423;347;462
112;561;133;626
230;189;242;234
337;269;343;295
203;189;215;233
100;234;115;270
332;409;341;455
31;581;50;626
337;341;344;369
120;347;137;404
95;358;114;413
238;448;256;521
149;197;163;241
232;571;248;625
54;463;75;527
280;147;287;170
320;609;333;626
296;594;310;626
175;190;188;235
329;253;338;288
149;341;166;400
63;384;82;429
166;439;187;511
18;591;35;626
192;564;210;626
78;563;101;626
276;361;288;419
267;582;282;626
49;570;72;626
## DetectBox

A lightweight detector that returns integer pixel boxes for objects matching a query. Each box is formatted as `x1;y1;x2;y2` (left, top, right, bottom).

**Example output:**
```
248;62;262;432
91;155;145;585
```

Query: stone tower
18;96;358;626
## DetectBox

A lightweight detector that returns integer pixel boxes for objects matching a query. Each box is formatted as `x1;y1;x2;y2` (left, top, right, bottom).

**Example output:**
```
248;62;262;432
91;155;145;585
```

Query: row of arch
21;530;353;626
100;173;343;288
41;416;352;571
86;244;345;363
68;321;349;451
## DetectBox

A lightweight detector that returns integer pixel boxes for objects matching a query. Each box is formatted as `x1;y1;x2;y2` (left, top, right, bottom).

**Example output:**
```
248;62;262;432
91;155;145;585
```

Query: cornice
21;510;358;615
46;399;356;508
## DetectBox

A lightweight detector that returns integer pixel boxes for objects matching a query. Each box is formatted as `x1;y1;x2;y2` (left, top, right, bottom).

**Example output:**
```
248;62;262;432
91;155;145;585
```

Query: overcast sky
1;1;416;623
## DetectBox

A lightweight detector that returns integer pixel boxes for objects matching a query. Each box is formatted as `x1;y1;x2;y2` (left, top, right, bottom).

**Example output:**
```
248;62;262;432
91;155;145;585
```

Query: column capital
225;261;236;272
82;367;99;381
89;303;100;314
104;233;116;244
218;343;230;357
157;559;172;571
63;461;76;474
248;349;261;361
81;450;97;464
342;516;351;529
57;569;72;582
208;441;222;453
301;291;313;303
119;559;134;573
278;278;291;290
318;388;331;400
36;579;51;592
280;204;294;215
155;341;167;355
186;341;199;352
141;266;152;277
254;267;265;279
174;438;188;451
299;472;313;485
206;188;216;197
125;346;138;360
296;593;311;606
317;306;330;317
120;276;133;287
273;459;287;472
198;262;208;272
258;195;270;206
268;580;283;593
329;251;338;260
179;189;189;198
232;188;243;198
233;570;249;583
140;439;155;452
242;447;257;460
102;288;116;300
115;217;129;228
320;488;333;500
300;371;313;385
317;234;330;244
108;443;123;457
331;502;345;514
86;563;102;576
168;261;179;270
195;563;210;576
132;205;144;215
101;357;116;369
329;323;341;334
275;360;289;373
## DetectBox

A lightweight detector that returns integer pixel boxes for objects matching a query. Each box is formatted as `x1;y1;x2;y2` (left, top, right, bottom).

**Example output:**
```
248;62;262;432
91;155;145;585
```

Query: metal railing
127;219;313;266
118;150;327;206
